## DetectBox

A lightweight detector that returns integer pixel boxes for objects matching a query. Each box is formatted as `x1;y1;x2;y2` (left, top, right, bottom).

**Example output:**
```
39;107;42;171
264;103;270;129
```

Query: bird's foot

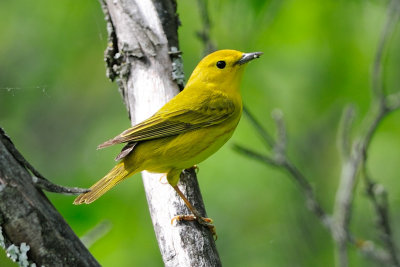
171;214;217;239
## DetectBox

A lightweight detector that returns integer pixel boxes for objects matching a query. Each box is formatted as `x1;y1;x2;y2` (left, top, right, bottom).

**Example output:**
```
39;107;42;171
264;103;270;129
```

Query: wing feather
98;92;236;149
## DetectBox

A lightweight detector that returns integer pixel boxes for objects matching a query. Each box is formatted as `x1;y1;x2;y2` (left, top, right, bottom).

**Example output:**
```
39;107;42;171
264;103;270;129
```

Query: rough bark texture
0;128;100;266
100;0;221;266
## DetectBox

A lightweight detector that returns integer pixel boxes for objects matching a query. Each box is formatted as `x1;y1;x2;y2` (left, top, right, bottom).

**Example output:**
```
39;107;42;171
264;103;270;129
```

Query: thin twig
234;110;331;229
32;176;90;195
232;144;279;168
243;106;275;149
81;220;112;249
333;80;388;267
337;105;356;160
333;1;400;265
363;171;399;266
235;105;399;263
0;127;89;195
196;0;216;55
386;91;400;111
372;0;400;99
348;235;393;265
271;109;287;160
0;128;99;265
234;1;400;265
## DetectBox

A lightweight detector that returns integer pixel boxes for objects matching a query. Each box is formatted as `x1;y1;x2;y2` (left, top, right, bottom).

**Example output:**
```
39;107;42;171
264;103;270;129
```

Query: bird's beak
236;52;263;65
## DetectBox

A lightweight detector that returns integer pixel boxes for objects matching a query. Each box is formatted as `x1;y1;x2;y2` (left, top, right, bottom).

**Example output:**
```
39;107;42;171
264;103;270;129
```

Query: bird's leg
171;185;210;222
171;185;216;238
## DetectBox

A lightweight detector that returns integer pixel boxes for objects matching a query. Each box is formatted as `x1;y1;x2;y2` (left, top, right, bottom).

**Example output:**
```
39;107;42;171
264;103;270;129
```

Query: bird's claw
171;214;195;223
171;214;217;240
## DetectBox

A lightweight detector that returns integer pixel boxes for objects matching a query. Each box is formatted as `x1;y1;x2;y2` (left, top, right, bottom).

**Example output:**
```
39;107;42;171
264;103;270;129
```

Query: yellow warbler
74;49;262;232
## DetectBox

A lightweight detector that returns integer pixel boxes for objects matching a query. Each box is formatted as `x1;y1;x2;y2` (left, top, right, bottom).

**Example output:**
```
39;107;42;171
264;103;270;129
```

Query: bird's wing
98;93;237;149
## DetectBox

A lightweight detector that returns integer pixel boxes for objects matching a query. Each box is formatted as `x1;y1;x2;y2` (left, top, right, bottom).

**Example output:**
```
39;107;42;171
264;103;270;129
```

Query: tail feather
74;162;132;204
97;137;122;149
97;127;137;149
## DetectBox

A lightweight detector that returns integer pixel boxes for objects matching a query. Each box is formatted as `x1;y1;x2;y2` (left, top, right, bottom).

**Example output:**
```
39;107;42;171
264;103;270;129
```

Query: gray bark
100;0;221;266
0;128;100;266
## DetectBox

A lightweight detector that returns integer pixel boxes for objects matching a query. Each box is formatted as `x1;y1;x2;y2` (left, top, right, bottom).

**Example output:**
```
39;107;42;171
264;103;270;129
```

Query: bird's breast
162;114;241;168
131;113;241;173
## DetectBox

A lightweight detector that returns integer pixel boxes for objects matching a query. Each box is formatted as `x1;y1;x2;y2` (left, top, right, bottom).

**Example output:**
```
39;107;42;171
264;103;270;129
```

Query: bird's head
186;49;263;92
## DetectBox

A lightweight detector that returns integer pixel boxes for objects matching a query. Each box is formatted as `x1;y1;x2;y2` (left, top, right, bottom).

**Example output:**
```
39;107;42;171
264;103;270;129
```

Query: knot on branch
169;47;185;90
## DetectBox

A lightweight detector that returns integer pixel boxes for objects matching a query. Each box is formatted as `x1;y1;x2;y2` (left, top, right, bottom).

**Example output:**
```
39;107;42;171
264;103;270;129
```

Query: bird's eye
216;61;226;69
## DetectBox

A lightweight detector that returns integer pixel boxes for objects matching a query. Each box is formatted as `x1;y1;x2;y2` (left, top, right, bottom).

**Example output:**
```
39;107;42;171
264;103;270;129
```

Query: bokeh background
1;0;399;266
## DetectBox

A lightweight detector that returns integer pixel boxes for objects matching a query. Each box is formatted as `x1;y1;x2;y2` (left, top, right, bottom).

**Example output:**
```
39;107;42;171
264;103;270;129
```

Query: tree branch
0;128;100;266
234;1;400;264
196;0;216;55
80;220;112;249
363;171;399;266
332;105;387;267
332;0;400;265
98;0;221;266
0;128;89;196
337;105;356;161
234;110;332;229
372;0;400;99
234;107;398;265
243;106;275;149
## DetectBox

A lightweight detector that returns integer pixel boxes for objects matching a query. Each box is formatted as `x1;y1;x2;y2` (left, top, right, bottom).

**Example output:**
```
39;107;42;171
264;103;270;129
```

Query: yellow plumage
74;49;262;229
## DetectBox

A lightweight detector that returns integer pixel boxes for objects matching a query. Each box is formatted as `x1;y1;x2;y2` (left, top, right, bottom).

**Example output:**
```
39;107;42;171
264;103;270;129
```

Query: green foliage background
1;0;399;266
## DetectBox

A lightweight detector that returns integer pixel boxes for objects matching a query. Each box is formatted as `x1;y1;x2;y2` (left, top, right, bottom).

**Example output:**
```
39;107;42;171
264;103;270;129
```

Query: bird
74;49;262;234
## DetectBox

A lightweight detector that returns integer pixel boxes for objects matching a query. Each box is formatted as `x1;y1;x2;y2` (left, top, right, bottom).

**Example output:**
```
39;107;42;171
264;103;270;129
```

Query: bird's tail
73;161;133;205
